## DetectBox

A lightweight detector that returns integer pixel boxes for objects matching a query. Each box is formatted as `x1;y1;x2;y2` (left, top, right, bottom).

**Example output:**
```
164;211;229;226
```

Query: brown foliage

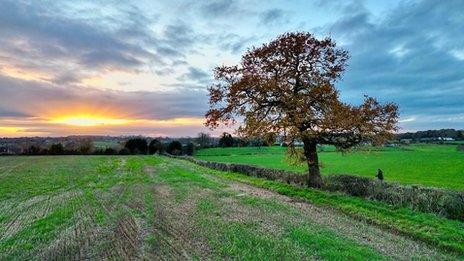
205;32;398;187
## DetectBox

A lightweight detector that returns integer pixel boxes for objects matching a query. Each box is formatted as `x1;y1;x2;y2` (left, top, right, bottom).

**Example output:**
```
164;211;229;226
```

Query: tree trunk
303;138;323;188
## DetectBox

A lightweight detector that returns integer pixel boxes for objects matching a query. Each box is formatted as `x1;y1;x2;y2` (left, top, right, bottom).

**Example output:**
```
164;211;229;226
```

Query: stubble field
0;155;463;259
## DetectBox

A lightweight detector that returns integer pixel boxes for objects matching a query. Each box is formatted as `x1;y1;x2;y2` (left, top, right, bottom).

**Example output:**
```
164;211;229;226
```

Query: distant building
439;137;454;141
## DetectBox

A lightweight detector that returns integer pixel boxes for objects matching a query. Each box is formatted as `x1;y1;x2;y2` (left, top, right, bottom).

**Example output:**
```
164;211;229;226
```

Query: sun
51;115;131;127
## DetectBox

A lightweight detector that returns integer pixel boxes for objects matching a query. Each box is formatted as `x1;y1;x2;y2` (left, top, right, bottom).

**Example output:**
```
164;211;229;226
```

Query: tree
196;132;212;148
205;32;398;188
166;140;182;155
218;132;234;147
49;143;64;155
124;138;148;154
25;145;41;155
184;142;195;156
456;131;463;140
77;139;94;155
148;139;163;154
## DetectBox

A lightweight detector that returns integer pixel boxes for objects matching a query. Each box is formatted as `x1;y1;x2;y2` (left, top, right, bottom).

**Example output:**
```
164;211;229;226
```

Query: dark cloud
217;34;256;54
0;1;156;72
0;0;206;83
259;9;289;26
177;67;210;84
321;0;464;130
200;0;238;17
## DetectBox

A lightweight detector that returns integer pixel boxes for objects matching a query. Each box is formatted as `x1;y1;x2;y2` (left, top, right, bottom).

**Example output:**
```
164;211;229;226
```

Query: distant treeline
19;138;194;156
397;129;463;140
10;131;276;156
4;128;463;156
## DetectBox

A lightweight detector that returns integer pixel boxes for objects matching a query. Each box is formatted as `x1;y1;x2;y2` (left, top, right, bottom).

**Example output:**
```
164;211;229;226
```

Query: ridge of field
1;155;461;259
195;144;464;190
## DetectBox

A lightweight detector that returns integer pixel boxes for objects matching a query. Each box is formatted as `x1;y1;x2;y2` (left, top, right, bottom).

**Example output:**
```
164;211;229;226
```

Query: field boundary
167;154;464;221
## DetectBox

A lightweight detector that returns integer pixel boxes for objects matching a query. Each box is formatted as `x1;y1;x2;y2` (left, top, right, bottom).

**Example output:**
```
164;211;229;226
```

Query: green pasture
195;144;464;190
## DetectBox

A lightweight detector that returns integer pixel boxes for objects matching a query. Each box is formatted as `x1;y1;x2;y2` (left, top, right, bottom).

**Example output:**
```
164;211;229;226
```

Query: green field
195;144;464;190
1;155;462;259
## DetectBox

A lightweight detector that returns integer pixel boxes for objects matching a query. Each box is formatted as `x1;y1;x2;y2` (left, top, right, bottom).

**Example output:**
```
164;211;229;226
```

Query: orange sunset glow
50;115;132;127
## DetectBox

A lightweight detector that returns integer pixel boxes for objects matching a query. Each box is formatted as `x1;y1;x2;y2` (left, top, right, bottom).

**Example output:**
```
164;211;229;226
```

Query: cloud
0;74;209;118
177;67;211;84
320;0;464;130
259;9;289;26
0;0;208;87
0;1;156;72
199;0;239;17
217;34;256;54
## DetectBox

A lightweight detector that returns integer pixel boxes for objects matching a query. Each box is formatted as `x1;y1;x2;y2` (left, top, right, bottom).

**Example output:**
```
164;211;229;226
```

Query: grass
206;165;464;255
0;155;462;259
195;143;464;190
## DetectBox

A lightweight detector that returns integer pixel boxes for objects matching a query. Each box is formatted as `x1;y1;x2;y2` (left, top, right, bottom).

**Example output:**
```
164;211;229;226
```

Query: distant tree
218;132;234;147
262;132;277;146
196;132;212;148
124;138;148;154
49;143;65;155
234;137;248;147
78;139;94;155
206;32;398;187
184;142;195;156
148;139;163;154
167;140;182;155
25;145;41;155
457;131;464;140
398;129;462;141
248;137;263;147
63;142;77;154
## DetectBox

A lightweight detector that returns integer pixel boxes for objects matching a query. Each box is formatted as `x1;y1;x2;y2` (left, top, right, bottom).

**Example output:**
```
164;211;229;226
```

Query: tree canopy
206;32;398;187
124;138;148;154
148;139;163;154
166;140;182;155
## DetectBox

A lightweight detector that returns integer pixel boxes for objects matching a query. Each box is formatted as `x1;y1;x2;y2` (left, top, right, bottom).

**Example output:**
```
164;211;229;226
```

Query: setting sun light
51;115;131;127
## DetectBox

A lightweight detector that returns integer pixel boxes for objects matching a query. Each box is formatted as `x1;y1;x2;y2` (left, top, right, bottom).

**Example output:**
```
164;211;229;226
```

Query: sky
0;0;463;137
